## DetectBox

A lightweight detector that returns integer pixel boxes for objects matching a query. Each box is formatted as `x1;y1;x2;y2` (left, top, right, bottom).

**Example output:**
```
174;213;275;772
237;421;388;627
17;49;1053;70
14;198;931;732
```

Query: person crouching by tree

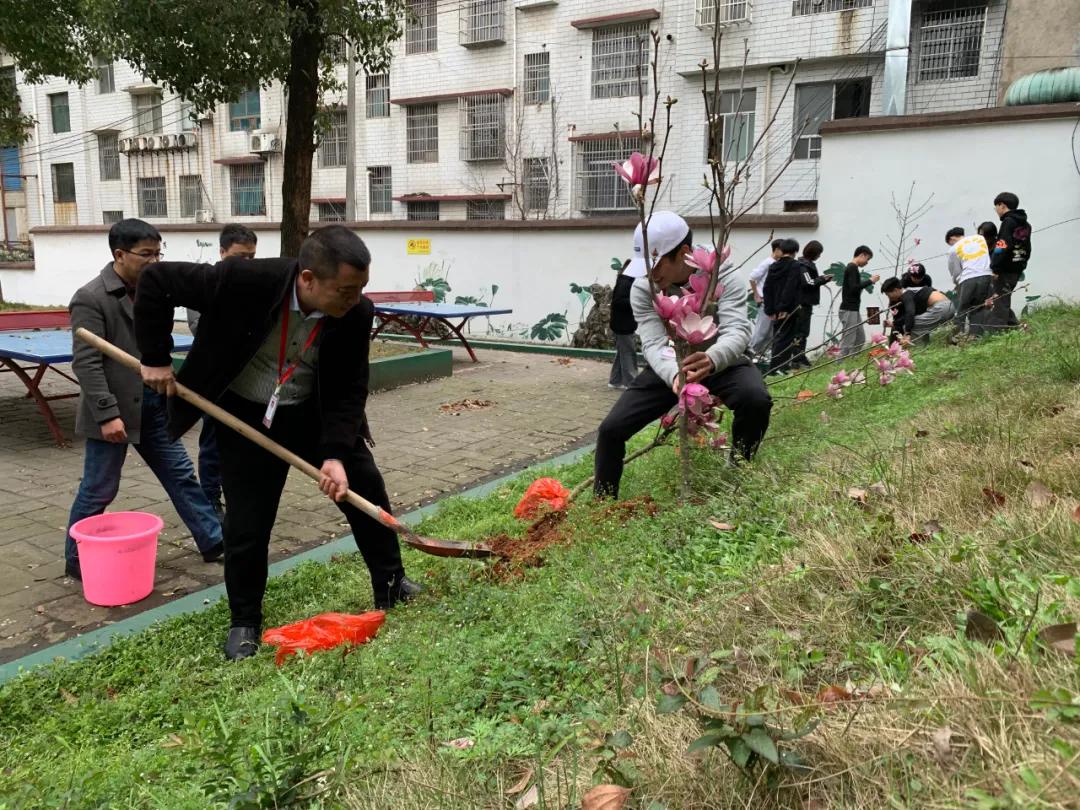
882;278;955;345
135;226;421;661
608;259;639;390
762;238;803;375
901;262;932;289
839;246;880;357
593;212;772;499
791;240;831;369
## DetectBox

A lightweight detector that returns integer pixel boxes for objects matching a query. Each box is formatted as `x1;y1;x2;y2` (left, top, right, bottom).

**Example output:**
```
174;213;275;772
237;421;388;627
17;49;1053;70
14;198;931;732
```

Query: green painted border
0;444;596;683
369;346;452;392
376;333;619;362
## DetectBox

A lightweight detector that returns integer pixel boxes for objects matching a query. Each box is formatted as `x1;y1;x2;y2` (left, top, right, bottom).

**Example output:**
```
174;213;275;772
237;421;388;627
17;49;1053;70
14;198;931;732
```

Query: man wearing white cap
594;211;772;498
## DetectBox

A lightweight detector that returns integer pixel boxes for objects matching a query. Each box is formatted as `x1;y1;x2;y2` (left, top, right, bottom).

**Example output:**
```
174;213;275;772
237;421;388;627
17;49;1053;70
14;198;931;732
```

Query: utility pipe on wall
883;0;913;116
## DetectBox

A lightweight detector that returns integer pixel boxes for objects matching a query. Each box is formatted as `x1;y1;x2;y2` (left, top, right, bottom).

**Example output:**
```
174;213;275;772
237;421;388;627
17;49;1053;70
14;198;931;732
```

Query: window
523;157;550;213
696;0;751;26
133;92;163;135
366;74;390;118
784;200;818;213
230;163;266;216
229;88;261;132
97;133;121;181
49;93;70;134
523;52;550;104
466;200;505;220
406;104;438;163
459;94;504;161
95;55;115;94
706;89;756;163
792;0;872;15
405;0;437;54
51;163;76;203
179;175;202;218
792;79;870;159
318;202;345;222
368;166;392;213
102;210;124;224
137;176;168;217
319;109;348;167
180;99;197;131
460;0;505;46
591;23;649;100
577;136;642;214
406;200;439;221
327;36;347;64
918;3;986;81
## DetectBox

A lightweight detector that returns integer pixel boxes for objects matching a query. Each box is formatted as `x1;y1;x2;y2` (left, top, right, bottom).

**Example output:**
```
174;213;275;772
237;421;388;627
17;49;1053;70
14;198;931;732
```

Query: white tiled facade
8;0;1008;231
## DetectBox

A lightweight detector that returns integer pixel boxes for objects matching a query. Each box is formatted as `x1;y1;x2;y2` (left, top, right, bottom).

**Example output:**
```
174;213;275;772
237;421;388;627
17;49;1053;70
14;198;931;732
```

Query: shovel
74;328;494;559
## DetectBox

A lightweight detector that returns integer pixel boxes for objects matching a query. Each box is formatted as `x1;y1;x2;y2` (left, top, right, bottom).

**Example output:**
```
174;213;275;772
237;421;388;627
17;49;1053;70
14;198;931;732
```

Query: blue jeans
198;417;222;506
65;389;223;563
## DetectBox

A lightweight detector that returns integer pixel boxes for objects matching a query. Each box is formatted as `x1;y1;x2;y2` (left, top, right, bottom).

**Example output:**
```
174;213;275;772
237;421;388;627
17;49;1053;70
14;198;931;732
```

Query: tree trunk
280;0;324;257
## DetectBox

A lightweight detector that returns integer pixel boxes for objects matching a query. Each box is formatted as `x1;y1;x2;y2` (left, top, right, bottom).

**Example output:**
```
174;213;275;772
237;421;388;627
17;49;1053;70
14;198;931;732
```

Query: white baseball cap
624;211;691;278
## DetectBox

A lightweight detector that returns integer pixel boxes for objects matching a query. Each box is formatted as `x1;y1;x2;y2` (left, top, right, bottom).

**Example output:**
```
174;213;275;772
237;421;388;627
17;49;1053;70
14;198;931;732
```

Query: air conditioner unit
195;209;215;224
136;136;151;151
152;135;169;150
176;132;199;149
118;138;132;153
249;131;282;154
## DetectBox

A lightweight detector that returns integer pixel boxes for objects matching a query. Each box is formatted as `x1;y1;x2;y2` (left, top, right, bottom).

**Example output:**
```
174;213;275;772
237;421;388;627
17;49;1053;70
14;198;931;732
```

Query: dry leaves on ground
982;487;1006;508
1024;481;1056;509
581;784;631;810
965;609;1005;643
504;768;534;797
815;685;853;706
1036;623;1077;657
439;398;495;415
709;519;735;531
931;726;954;766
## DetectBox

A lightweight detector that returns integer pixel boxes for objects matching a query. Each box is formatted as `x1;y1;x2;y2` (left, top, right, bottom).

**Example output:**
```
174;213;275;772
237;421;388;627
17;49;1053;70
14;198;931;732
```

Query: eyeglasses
121;249;164;260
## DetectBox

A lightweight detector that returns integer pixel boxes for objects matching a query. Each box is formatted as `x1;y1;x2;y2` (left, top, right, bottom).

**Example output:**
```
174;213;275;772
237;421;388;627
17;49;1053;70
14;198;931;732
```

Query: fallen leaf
709;520;735;531
1017;459;1035;471
661;680;681;696
1036;623;1077;657
931;726;953;765
1024;481;1056;509
160;734;185;749
915;429;930;438
505;768;534;796
923;519;944;535
796;389;815;402
802;800;826;810
439;398;496;415
781;688;806;705
847;487;867;504
965;609;1005;643
443;737;474;749
868;481;888;497
582;784;631;810
815;685;852;705
982;487;1006;508
553;357;573;366
105;686;118;700
58;688;78;705
1050;404;1066;415
1073;504;1080;524
514;785;539;810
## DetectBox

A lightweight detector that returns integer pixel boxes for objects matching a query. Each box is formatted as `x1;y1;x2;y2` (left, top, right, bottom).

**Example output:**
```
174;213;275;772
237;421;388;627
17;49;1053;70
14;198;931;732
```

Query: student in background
762;238;802;375
791;240;831;369
187;224;259;520
945;226;993;338
987;192;1032;331
747;239;784;361
882;278;955;343
838;246;880;357
901;262;932;289
608;259;639;390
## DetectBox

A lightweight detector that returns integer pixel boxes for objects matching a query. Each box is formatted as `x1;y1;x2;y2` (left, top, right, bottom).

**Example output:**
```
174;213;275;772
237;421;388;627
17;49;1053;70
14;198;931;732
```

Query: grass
1;306;1079;809
369;340;420;360
0;301;57;312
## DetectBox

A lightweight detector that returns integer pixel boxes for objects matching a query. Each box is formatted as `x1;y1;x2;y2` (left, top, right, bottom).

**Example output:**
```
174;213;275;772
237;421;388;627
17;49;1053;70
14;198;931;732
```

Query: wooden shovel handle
74;327;401;532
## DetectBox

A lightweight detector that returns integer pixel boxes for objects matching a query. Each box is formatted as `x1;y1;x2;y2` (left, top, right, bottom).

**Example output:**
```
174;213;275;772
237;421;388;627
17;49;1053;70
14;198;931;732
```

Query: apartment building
7;0;1008;231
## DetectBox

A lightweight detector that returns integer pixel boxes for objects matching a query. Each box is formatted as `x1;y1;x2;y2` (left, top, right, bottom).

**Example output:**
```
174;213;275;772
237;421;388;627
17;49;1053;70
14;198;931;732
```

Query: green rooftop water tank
1004;67;1080;106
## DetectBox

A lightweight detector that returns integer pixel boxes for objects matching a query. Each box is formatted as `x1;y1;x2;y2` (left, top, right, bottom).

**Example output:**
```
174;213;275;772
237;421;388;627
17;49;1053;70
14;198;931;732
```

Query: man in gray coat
64;219;223;580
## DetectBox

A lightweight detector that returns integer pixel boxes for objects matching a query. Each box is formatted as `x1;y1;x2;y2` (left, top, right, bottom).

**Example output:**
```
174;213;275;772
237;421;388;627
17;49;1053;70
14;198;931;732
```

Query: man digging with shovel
134;226;422;661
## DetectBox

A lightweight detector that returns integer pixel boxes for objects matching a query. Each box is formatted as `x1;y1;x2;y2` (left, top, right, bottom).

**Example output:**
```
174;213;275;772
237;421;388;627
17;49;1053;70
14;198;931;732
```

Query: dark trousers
198;417;222;507
791;307;813;367
594;363;772;498
954;275;993;336
216;392;405;628
769;314;802;374
988;271;1021;331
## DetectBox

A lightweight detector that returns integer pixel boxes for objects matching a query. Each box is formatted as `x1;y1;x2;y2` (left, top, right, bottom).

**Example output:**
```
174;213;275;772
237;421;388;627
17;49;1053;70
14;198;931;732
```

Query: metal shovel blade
400;526;495;559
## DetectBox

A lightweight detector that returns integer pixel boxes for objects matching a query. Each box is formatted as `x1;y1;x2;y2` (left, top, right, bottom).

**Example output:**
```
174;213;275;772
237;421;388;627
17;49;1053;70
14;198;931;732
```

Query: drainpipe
758;63;790;214
30;85;46;226
882;0;913;116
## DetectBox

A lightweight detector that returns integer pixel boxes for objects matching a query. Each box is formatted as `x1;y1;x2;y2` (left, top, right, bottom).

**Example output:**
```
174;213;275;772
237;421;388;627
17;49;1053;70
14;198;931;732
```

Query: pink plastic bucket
69;512;163;606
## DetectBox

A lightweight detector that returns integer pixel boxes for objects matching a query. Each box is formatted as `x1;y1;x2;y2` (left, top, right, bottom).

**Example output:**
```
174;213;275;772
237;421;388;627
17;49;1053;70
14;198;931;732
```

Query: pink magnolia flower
876;357;892;373
710;433;728;450
674;310;718;344
684;246;718;275
832;370;851;386
653;293;683;320
678;383;721;435
870;333;887;346
612;152;660;196
826;382;843;399
887;341;903;358
879;372;895;386
826;345;842;359
686;272;723;308
914;237;922;246
850;369;867;385
660;412;676;429
894;351;915;373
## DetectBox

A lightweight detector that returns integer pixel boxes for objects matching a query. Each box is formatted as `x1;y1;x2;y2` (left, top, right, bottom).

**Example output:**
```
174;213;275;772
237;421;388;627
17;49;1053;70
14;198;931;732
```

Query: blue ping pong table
371;301;512;362
0;327;193;446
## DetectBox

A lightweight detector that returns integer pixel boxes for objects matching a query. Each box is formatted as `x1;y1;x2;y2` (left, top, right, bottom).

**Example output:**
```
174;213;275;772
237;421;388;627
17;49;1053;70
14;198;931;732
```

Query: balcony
460;0;506;47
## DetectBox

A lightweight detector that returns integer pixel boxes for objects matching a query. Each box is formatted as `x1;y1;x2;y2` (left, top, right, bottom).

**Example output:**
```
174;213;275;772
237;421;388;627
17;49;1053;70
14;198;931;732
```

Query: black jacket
840;262;874;311
991;208;1032;275
798;258;831;307
893;287;934;335
901;269;933;289
134;257;373;461
763;256;802;317
609;273;638;335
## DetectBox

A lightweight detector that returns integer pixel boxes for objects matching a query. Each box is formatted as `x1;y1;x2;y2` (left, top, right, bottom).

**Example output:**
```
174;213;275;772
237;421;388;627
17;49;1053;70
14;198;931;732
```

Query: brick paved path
0;348;618;663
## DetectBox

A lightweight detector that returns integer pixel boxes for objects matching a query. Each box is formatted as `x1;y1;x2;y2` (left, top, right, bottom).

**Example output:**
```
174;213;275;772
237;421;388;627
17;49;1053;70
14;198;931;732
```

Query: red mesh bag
514;477;570;520
262;611;385;666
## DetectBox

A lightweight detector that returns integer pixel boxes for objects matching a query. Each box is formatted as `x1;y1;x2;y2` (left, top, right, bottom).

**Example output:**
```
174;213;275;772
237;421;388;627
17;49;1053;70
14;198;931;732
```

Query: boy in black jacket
763;238;802;375
838;246;881;357
608;259;638;389
791;240;831;368
987;191;1032;331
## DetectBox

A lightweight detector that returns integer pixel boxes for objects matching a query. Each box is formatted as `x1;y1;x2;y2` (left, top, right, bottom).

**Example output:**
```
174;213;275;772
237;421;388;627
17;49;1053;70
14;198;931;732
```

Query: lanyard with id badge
263;297;323;428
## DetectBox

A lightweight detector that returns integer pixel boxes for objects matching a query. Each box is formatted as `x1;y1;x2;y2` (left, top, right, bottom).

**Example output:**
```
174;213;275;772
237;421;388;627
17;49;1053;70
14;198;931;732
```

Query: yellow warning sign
406;238;431;255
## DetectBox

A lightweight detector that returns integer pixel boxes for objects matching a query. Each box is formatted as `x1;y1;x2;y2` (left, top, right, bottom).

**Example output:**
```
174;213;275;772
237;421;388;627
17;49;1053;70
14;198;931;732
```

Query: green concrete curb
369;347;452;392
375;333;620;362
0;443;596;684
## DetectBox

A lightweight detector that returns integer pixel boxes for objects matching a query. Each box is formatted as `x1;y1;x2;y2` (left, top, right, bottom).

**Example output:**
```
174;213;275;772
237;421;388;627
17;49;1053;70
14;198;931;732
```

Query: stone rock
571;284;615;349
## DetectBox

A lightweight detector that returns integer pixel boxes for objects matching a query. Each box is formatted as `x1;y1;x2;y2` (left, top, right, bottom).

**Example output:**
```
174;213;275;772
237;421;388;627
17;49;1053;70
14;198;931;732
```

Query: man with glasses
134;225;420;661
65;219;224;581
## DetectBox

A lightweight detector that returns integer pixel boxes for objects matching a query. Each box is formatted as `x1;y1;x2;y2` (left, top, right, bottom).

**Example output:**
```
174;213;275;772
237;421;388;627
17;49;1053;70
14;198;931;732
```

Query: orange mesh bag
514;477;570;520
262;611;385;666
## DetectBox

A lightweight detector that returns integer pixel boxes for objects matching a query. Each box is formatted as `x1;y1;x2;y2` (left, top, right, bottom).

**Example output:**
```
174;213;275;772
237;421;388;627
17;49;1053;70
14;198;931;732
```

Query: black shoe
65;559;82;581
374;575;424;610
201;541;225;563
223;626;261;661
